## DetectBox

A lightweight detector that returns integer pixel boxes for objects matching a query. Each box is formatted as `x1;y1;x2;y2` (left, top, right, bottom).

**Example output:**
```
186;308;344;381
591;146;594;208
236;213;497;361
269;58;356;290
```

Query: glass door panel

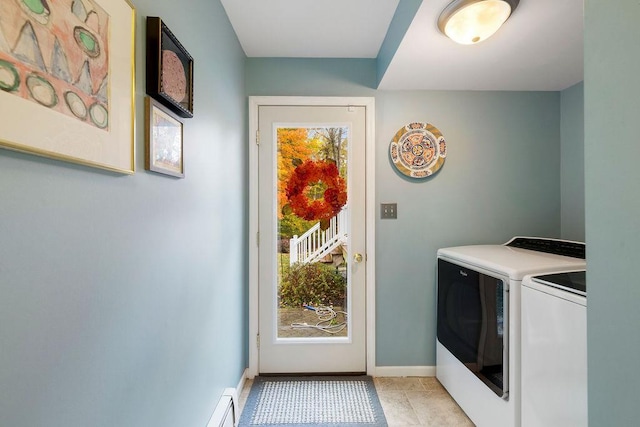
276;126;350;339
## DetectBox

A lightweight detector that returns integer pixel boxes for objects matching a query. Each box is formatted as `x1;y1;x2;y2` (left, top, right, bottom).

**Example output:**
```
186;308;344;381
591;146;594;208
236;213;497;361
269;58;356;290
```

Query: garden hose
291;305;348;334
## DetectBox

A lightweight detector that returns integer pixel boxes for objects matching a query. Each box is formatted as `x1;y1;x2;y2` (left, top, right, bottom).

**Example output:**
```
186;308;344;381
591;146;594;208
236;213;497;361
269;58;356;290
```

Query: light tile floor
238;377;474;427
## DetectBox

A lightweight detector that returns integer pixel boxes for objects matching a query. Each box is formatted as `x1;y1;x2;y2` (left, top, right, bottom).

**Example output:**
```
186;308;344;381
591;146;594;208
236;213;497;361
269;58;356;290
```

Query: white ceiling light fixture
438;0;520;45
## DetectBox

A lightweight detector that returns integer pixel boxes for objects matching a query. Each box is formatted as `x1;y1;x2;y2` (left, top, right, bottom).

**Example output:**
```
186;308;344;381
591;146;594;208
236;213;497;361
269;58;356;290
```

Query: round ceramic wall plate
389;122;447;178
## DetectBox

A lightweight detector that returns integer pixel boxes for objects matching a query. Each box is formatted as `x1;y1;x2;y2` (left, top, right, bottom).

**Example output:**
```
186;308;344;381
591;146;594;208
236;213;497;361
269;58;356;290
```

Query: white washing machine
521;270;587;427
436;237;586;427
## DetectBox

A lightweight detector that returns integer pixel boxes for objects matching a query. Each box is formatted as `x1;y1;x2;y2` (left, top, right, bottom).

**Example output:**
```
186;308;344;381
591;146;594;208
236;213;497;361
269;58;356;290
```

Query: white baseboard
373;366;436;377
236;368;248;391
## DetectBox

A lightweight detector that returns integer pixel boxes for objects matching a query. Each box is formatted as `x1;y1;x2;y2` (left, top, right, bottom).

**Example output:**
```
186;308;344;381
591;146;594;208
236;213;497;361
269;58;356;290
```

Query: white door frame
248;96;376;377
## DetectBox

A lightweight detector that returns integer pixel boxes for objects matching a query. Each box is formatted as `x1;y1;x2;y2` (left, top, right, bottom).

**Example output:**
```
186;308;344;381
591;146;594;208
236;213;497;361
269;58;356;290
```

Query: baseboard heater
207;388;238;427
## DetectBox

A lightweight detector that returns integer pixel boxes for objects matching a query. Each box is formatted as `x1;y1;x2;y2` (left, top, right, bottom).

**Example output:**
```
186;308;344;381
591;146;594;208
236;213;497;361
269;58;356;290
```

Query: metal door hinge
256;231;260;246
256;130;260;145
256;334;260;349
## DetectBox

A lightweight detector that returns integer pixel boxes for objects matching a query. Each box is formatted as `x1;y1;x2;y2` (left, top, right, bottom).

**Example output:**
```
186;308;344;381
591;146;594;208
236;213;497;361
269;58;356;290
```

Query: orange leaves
277;128;313;218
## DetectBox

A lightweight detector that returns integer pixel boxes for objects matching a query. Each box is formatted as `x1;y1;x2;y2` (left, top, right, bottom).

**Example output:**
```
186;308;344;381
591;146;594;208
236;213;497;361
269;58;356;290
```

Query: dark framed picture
145;97;184;178
146;16;193;118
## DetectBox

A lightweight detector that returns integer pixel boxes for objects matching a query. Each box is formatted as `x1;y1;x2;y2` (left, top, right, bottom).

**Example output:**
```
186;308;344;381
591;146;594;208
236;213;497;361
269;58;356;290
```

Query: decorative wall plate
389;122;447;178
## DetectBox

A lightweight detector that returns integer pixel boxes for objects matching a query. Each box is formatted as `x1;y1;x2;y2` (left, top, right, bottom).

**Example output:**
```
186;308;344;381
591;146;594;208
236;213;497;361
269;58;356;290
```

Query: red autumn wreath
286;160;347;221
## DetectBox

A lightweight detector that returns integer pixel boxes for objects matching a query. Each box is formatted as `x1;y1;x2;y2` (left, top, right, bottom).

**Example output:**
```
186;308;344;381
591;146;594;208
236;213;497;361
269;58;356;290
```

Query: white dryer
436;237;586;427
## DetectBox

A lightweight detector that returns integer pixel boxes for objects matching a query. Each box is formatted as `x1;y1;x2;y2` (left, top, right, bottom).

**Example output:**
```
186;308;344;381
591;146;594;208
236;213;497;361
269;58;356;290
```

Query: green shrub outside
279;262;346;307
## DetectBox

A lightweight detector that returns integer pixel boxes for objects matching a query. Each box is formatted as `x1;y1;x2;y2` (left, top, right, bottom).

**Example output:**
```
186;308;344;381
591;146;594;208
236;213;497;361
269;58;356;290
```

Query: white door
257;104;367;373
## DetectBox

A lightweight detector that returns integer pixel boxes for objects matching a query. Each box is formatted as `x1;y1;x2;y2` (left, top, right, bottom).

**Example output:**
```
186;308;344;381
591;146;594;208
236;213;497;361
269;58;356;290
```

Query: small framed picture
145;97;184;178
146;16;194;118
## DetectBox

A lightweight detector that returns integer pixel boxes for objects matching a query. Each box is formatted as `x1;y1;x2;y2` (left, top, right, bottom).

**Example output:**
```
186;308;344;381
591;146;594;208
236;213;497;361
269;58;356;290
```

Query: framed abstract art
0;0;136;174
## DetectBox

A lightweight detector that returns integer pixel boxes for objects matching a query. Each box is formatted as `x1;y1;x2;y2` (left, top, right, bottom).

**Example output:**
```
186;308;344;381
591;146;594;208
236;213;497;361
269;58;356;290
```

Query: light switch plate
381;203;397;219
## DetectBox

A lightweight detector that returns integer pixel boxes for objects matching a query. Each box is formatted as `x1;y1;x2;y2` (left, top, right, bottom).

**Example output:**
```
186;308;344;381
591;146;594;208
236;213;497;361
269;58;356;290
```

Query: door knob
353;253;364;263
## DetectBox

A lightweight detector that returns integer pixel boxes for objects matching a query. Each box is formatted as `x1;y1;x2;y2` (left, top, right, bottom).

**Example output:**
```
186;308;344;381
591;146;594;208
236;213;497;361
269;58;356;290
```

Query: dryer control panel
505;237;585;259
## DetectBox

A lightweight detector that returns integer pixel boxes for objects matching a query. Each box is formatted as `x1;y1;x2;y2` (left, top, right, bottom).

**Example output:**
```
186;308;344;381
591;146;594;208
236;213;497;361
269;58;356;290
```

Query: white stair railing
289;206;348;266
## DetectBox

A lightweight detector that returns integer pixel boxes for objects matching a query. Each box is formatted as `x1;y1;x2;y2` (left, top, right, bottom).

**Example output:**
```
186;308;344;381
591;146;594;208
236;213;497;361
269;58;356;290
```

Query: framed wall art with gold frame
0;0;136;174
144;96;184;178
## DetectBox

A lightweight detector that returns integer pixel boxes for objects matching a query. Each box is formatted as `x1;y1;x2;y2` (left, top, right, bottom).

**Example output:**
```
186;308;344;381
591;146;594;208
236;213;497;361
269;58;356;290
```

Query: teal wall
247;59;562;366
246;58;378;96
585;1;640;425
376;90;561;365
0;1;247;426
560;82;585;241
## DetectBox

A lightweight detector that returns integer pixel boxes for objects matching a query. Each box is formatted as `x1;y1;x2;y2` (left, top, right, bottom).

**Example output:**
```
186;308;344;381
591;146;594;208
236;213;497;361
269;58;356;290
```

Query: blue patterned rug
239;376;387;426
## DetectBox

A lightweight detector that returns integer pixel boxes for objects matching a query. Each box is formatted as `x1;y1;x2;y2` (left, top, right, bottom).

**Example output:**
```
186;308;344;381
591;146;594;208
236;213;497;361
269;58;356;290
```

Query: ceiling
220;0;584;91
